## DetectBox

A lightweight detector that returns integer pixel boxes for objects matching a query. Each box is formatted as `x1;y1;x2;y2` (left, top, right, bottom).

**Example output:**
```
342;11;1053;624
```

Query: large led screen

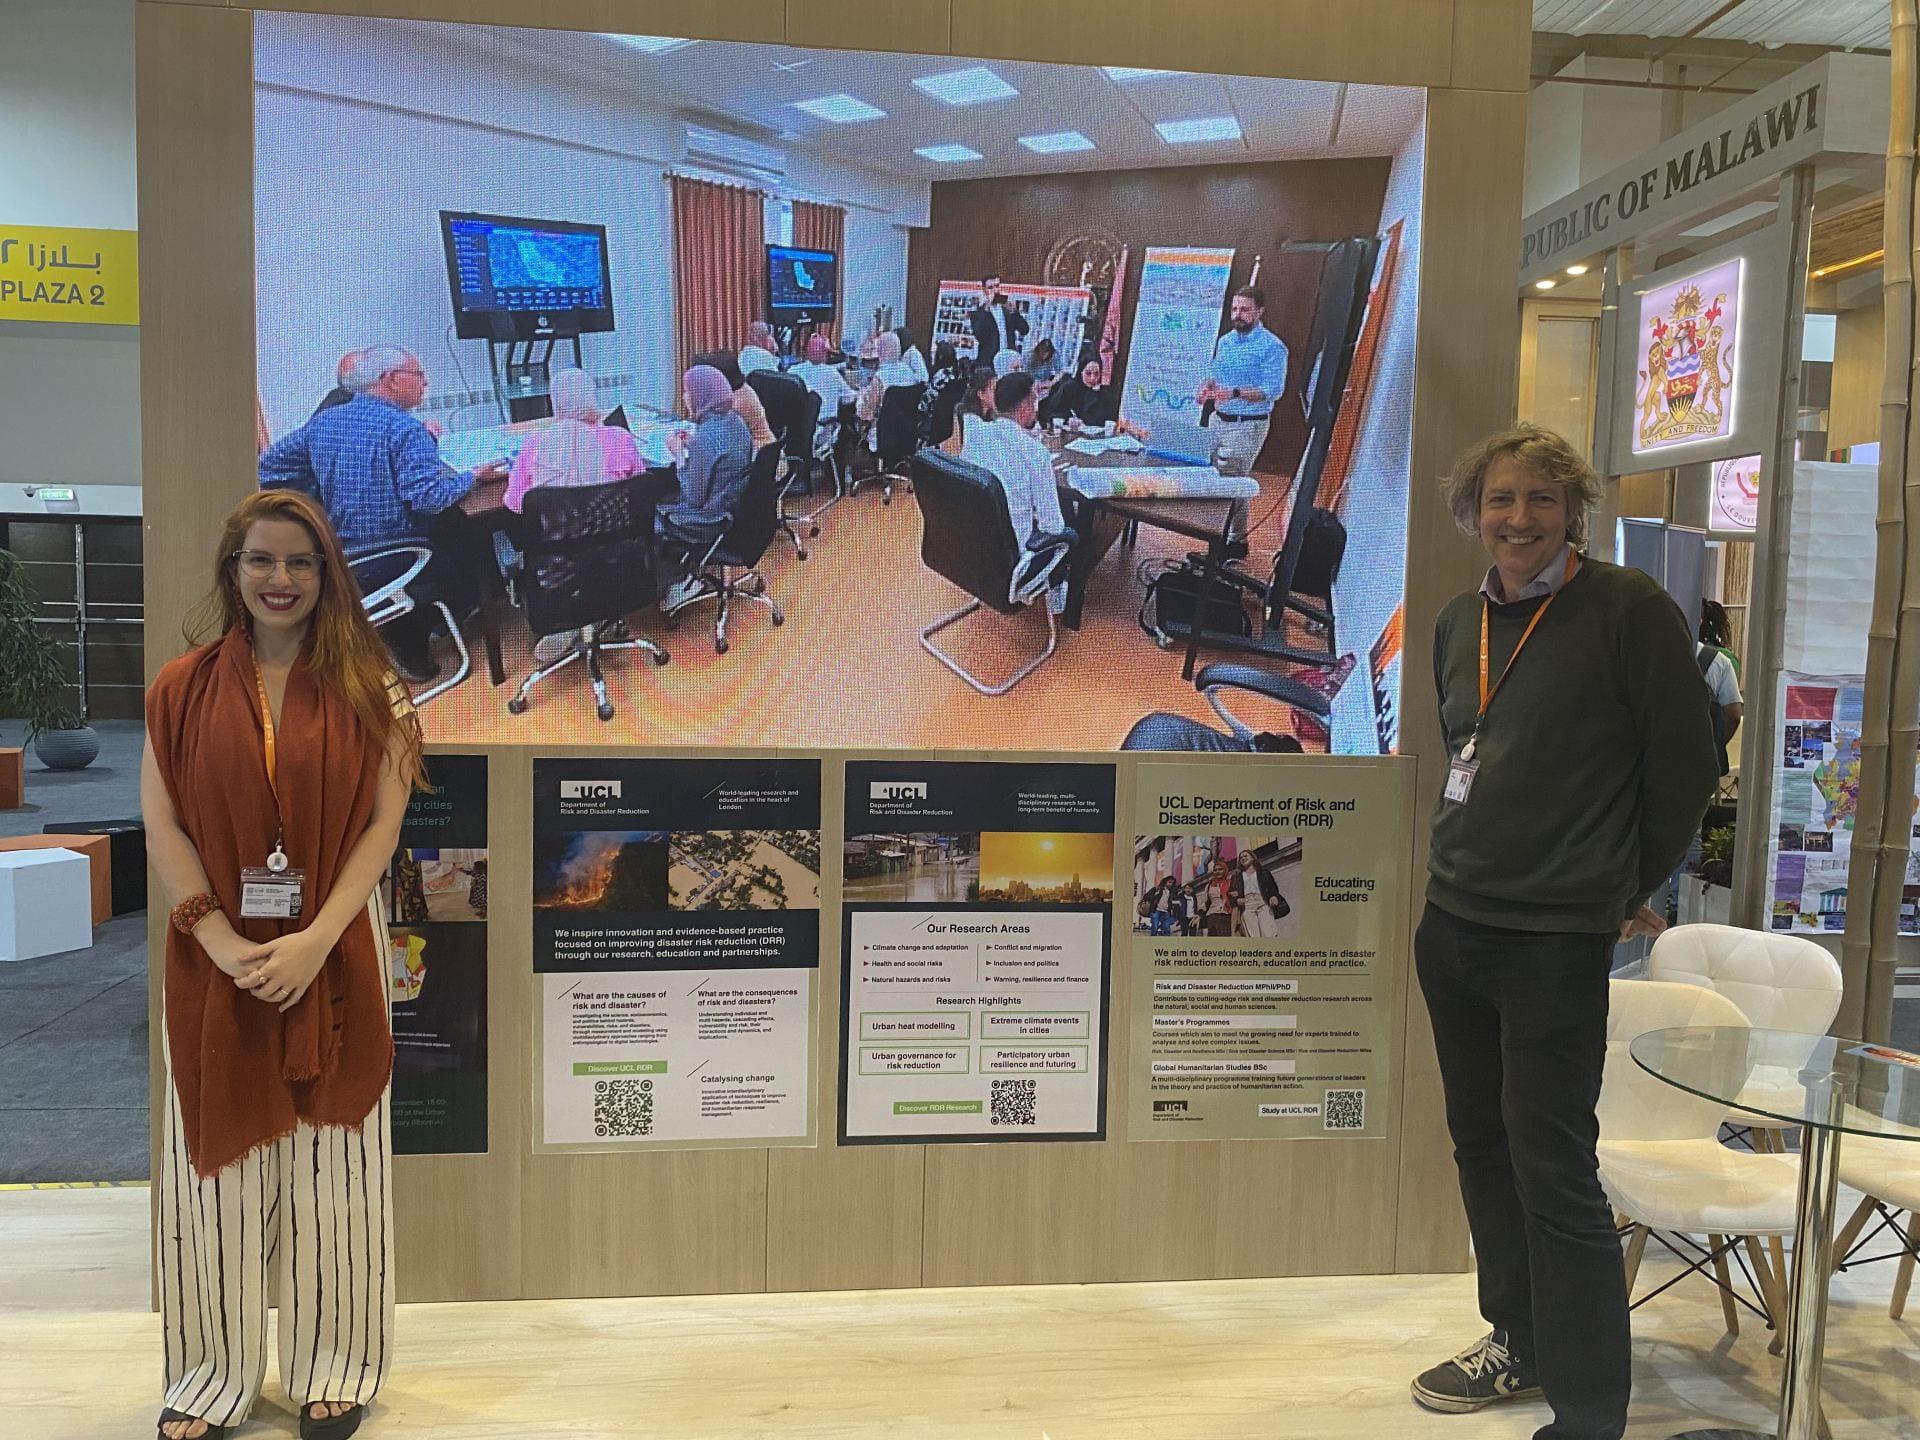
254;15;1423;754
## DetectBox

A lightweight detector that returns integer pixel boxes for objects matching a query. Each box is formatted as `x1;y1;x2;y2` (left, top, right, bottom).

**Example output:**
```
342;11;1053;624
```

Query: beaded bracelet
170;892;223;936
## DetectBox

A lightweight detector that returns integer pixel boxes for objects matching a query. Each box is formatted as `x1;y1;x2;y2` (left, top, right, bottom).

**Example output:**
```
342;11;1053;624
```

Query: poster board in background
1128;761;1406;1140
383;753;490;1155
839;760;1115;1144
1118;247;1237;465
532;757;822;1152
1608;228;1786;474
931;280;1092;365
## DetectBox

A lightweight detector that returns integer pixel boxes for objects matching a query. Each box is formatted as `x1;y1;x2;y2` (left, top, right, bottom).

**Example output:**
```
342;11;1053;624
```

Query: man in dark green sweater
1409;425;1719;1440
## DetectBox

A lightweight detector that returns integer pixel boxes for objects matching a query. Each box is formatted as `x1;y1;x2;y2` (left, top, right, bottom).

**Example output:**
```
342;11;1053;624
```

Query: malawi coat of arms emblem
1636;271;1737;451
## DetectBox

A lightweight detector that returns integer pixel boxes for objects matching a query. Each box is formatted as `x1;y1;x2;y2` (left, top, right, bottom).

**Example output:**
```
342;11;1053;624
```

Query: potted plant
1677;824;1735;926
0;548;98;770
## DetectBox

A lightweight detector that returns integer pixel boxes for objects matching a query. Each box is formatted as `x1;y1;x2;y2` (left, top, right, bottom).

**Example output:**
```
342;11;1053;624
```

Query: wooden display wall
137;0;1530;1303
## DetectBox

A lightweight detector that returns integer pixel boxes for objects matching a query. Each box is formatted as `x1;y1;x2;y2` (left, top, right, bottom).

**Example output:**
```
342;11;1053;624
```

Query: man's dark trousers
1415;901;1630;1440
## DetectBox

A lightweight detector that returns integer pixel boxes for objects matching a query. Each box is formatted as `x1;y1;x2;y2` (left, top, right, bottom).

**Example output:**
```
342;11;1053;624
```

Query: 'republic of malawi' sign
1518;52;1886;287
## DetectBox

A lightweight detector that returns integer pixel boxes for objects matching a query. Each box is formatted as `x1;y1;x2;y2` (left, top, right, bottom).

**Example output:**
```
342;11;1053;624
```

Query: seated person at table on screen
258;343;505;681
739;321;782;377
963;372;1073;615
692;350;776;451
859;331;923;428
1024;337;1061;396
503;367;643;513
789;333;856;414
1040;358;1152;442
947;363;999;459
656;364;755;607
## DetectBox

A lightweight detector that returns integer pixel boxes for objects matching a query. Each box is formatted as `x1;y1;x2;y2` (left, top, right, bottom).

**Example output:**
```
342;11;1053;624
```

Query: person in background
503;367;642;514
963;372;1073;615
144;488;421;1440
1410;425;1718;1440
894;325;930;384
946;363;1000;458
657;363;756;609
258;344;506;683
790;332;857;415
992;346;1025;380
1196;285;1289;477
739;321;782;377
1146;877;1175;936
1040;357;1151;442
860;331;922;426
1699;599;1741;680
968;274;1029;364
1024;336;1060;397
312;349;363;417
692;349;776;451
921;340;965;445
1195;856;1235;937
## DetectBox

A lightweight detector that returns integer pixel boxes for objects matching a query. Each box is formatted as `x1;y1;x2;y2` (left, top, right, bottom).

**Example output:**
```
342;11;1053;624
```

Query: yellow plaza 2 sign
0;224;139;324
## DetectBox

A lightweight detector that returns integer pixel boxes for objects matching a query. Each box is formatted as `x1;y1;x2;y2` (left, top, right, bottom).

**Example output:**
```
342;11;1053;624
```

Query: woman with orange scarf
142;490;423;1440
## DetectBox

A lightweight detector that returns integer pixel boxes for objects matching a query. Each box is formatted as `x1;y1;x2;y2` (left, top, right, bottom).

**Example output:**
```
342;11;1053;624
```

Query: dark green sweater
1427;558;1720;934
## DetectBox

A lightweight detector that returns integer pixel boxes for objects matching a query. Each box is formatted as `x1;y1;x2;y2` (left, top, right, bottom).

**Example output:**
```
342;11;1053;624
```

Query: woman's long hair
186;489;426;789
960;362;998;420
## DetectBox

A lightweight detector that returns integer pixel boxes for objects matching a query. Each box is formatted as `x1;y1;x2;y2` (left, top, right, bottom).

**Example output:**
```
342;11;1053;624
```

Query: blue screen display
447;216;609;314
767;245;836;316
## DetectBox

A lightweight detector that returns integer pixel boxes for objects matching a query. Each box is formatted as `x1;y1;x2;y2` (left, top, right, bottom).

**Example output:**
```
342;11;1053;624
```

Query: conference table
1037;429;1252;680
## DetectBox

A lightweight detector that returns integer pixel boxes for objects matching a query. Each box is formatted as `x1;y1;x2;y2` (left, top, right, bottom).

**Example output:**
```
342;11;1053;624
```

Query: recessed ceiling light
604;33;695;54
1565;264;1589;276
1534;279;1557;290
1018;131;1096;154
913;66;1018;106
1102;66;1178;82
1156;115;1242;144
793;93;887;124
916;143;985;163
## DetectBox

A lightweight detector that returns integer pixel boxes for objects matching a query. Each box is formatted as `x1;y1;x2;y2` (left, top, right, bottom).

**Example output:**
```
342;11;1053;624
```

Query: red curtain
791;199;845;349
670;174;765;388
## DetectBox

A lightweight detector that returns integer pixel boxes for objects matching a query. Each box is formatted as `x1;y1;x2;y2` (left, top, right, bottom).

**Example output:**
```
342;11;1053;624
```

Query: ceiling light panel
913;66;1018;105
916;143;984;163
1018;131;1096;154
793;93;887;124
1157;115;1242;144
1102;66;1179;82
604;33;695;54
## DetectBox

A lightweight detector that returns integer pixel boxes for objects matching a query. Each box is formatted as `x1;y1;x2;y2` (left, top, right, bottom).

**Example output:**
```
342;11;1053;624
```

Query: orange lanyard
251;656;279;793
1471;548;1578;753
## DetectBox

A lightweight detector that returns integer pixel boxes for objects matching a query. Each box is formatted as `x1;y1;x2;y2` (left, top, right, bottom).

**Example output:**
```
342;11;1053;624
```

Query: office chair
746;370;818;557
660;442;786;656
1119;664;1328;751
923;375;967;448
506;477;670;722
909;448;1073;696
347;541;472;705
849;384;920;506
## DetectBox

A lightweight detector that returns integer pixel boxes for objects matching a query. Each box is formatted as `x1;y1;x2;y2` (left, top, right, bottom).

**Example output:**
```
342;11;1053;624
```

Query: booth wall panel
1388;82;1528;1275
1447;0;1531;94
137;0;1527;1302
785;0;951;55
241;0;787;42
906;159;1393;485
948;0;1456;88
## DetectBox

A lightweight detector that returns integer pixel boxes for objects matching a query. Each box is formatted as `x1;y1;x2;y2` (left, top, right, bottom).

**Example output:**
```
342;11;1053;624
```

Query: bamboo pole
1840;0;1917;1044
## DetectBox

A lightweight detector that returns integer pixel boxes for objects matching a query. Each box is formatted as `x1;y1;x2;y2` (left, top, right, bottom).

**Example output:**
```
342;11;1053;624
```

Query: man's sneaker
1410;1330;1542;1413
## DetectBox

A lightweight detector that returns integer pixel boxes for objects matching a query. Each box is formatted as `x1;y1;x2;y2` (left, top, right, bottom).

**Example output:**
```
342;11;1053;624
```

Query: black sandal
300;1402;366;1440
156;1410;231;1439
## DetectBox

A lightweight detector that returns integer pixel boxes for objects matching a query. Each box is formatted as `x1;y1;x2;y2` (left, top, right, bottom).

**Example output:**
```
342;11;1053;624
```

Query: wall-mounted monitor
766;244;837;322
440;210;614;339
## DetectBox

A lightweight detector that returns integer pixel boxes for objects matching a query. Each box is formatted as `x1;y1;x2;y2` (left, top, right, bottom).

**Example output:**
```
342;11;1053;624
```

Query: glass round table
1630;1026;1920;1440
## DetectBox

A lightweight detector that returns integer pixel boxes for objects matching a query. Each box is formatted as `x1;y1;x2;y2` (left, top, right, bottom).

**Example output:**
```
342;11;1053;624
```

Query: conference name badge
238;867;306;919
1443;758;1479;806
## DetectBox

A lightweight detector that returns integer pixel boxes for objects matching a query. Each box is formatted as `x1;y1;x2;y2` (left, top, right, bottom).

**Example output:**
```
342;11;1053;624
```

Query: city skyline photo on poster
252;15;1423;756
1631;256;1743;458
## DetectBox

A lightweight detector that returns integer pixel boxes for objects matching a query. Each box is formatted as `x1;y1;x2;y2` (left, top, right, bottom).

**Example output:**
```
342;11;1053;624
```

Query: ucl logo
560;780;622;799
870;781;927;801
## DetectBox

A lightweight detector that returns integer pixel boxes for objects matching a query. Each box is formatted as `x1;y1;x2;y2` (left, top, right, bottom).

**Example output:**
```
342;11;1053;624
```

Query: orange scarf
147;626;393;1176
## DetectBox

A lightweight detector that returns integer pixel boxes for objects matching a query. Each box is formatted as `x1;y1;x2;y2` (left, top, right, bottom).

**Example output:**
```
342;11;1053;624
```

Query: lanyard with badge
1444;548;1578;805
238;656;307;919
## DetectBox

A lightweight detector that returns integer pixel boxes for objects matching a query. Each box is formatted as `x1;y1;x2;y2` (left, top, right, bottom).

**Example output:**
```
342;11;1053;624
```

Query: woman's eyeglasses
232;550;324;581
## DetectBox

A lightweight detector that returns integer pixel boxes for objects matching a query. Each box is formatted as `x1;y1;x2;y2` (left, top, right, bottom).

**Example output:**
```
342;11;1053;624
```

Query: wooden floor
420;474;1328;751
5;1187;1915;1438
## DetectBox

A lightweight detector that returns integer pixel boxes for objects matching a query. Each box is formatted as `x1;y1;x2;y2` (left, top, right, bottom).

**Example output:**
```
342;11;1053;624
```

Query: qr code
990;1077;1038;1127
593;1078;654;1138
1324;1088;1365;1131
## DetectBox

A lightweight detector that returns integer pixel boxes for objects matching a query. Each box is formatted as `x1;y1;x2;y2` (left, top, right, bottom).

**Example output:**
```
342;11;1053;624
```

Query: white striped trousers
158;1066;395;1426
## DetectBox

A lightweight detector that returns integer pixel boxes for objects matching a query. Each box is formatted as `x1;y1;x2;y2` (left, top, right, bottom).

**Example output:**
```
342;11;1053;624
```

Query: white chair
1646;923;1843;1145
1600;978;1799;1345
1833;1131;1920;1321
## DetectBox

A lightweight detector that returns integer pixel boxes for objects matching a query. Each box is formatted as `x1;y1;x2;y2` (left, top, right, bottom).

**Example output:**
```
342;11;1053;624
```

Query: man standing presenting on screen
969;275;1029;365
1197;286;1288;477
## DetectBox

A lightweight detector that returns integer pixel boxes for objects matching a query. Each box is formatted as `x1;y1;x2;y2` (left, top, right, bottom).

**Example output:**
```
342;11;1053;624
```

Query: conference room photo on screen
251;14;1424;755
